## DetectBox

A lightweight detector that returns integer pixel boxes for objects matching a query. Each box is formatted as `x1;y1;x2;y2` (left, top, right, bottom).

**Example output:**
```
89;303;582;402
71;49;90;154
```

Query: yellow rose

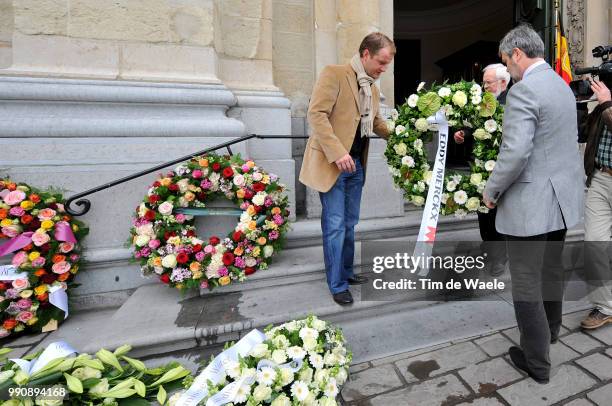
252;247;261;257
20;290;33;298
262;175;270;184
248;221;257;231
219;276;231;286
159;178;171;187
27;317;38;326
199;158;209;167
1;219;12;227
247;206;256;216
257;237;267;245
41;220;54;229
20;201;34;210
236;189;245;199
189;262;201;272
35;285;48;295
152;257;162;267
28;252;40;261
192;270;203;279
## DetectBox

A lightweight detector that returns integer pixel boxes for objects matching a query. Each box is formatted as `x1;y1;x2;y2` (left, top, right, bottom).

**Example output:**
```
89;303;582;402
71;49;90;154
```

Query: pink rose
3;190;25;206
204;245;214;254
31;232;51;247
175;214;186;224
2;224;22;238
16;311;34;322
37;208;56;220
56;203;65;213
9;207;25;216
31;257;46;267
11;251;28;267
70;254;79;262
192;169;203;179
148;239;161;249
16;298;32;310
59;242;75;253
12;278;29;290
158;202;174;216
51;261;71;274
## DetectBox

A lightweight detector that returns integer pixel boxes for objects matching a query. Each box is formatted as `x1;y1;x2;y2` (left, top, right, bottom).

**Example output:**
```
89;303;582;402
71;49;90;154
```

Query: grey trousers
506;229;567;379
584;170;612;316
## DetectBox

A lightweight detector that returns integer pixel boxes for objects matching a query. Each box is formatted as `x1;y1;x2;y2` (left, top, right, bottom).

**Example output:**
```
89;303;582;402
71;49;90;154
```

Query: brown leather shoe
581;309;612;330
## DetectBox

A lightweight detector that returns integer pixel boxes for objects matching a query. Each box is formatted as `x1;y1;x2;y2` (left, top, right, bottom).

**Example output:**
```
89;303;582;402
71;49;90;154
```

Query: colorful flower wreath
0;179;88;338
130;153;291;291
385;81;504;217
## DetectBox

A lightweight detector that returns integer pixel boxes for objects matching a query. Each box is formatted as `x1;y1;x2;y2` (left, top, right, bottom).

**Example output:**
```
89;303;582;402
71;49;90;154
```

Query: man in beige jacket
299;32;394;305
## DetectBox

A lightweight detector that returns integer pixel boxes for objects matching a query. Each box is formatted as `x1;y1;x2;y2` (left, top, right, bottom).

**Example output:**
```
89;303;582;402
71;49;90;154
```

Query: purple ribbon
0;221;76;257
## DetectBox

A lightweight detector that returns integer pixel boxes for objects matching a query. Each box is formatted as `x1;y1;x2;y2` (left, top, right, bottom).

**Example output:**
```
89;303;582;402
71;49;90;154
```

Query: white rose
263;245;274;258
250;343;269;358
415;118;429;132
233;174;245;186
438;87;451;97
158;201;174;215
135;223;154;236
271;394;291;406
446;180;457;192
401;156;415;168
452;91;468;107
417;82;426;92
299;367;313;383
485;160;496;171
284;320;299;332
408;94;419;107
473;128;489;140
393;143;407;156
466;197;480;211
390;109;399;120
302;337;317;351
423;171;433;184
135;234;150;247
280;367;294;386
387;120;396;133
271;349;287;364
484;119;498;133
413;139;424;150
287;346;306;360
252;192;267;206
412;196;425;206
312;318;326;331
161;254;177;268
319;397;338;406
470;173;483;185
471;95;482;105
453;190;468;205
177;179;190;193
252;172;263;181
245;257;257;267
335;368;348;385
395;124;406;135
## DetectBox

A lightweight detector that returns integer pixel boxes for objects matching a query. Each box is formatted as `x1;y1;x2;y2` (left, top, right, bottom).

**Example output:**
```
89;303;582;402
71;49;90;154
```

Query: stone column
584;0;610;67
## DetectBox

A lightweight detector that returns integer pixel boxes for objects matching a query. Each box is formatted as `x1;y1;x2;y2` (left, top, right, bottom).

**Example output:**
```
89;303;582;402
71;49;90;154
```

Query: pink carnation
3;190;26;206
195;251;206;261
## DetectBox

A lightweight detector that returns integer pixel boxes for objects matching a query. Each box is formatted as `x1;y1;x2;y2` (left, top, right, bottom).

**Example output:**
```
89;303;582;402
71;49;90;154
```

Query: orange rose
0;208;7;219
198;158;209;167
271;207;281;215
29;194;41;203
62;215;71;222
36;293;48;302
52;254;66;264
257;237;267;245
3;319;17;330
189;262;201;272
234;247;244;256
34;269;46;277
58;272;70;281
236;189;245;199
7;183;16;191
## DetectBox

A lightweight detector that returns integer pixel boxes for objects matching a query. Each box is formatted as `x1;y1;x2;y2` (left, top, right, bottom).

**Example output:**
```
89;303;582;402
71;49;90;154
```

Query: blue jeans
319;158;364;294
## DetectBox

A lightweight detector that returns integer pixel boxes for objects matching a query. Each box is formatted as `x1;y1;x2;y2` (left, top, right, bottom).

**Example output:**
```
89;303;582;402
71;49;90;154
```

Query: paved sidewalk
340;309;612;406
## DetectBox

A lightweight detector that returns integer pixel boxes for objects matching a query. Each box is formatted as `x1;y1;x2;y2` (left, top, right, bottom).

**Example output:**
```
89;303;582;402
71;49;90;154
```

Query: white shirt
522;59;547;80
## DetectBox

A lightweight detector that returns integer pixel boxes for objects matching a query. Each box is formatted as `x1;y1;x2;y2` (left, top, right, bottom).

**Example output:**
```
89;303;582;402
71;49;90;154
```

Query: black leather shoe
348;275;368;285
508;346;549;384
332;290;353;305
550;337;558;344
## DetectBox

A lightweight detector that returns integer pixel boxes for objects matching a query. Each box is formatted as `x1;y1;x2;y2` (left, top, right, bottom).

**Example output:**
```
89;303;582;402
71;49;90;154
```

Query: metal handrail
64;134;308;216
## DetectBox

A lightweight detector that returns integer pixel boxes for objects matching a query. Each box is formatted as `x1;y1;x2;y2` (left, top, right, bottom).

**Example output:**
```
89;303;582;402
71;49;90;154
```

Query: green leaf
417;92;442;117
157;385;167;405
64;372;84;394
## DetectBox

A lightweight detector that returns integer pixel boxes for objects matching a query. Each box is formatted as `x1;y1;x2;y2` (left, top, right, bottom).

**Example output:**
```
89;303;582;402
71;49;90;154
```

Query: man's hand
483;193;496;209
454;130;465;144
590;78;612;104
335;154;356;173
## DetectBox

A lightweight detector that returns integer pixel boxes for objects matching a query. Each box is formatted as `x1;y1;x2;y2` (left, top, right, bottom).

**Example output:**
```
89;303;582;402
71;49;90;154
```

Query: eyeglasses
482;80;500;86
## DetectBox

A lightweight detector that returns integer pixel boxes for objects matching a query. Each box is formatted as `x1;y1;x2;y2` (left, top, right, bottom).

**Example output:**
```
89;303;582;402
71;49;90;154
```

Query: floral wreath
385;81;504;217
0;179;88;338
130;153;290;291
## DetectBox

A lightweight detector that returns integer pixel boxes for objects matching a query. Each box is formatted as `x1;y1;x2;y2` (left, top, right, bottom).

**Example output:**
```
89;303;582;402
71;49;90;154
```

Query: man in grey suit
483;25;584;384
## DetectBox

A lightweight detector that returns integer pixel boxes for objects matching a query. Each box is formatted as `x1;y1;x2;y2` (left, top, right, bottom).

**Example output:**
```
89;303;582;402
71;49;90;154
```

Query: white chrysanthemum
470;83;482;95
417;181;426;192
484;119;497;133
390;109;399;120
473;128;489;140
393;143;407;156
394;124;406;135
471;95;482;105
446;181;457;192
413;139;424;150
234;384;251;403
438;87;451;97
324;378;339;398
415;118;429;132
485;160;496;171
466;197;480;211
309;353;324;370
452;90;468;107
287;346;306;360
256;367;277;386
224;360;241;379
455;209;467;218
401;156;415;168
291;381;309;402
408;94;419;107
454;190;468;205
470;173;483;185
417;82;426;92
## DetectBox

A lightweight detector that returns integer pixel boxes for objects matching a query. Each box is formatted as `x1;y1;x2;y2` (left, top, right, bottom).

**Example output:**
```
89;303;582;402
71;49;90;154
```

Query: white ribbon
0;265;28;281
10;341;77;376
48;285;69;319
413;109;449;275
176;329;267;406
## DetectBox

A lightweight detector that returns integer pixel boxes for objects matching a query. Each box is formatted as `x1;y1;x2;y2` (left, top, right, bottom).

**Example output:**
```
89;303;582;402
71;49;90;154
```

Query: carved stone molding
566;0;585;69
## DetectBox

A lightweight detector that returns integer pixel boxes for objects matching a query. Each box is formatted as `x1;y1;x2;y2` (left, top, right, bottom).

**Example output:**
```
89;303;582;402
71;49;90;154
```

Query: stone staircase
6;211;589;367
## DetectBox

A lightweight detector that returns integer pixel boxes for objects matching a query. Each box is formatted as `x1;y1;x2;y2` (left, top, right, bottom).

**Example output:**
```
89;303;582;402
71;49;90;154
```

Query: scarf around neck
350;53;375;138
